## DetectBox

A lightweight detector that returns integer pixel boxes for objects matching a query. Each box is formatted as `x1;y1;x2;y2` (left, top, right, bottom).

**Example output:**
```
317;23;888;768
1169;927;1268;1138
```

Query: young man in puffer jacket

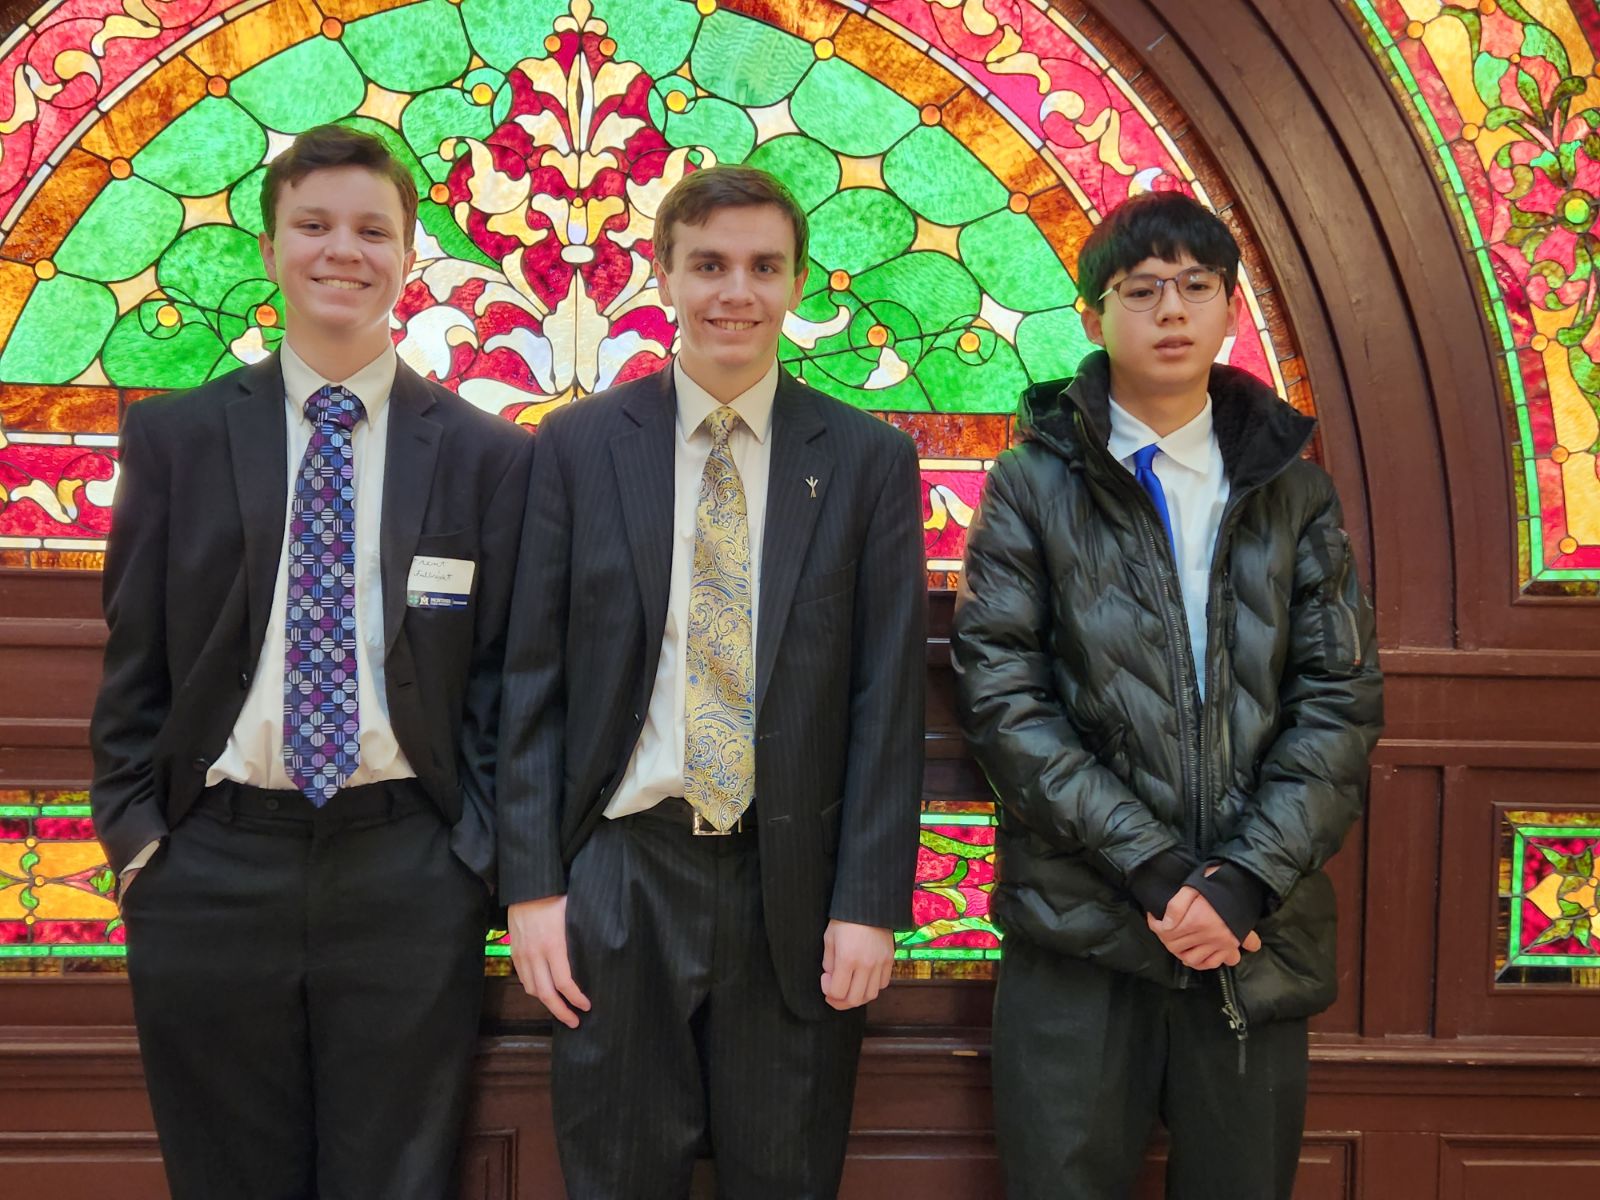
951;191;1383;1199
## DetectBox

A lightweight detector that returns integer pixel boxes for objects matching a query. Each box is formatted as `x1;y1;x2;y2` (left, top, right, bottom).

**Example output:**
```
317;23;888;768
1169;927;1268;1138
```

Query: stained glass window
1353;0;1600;593
0;0;1307;976
1498;810;1600;986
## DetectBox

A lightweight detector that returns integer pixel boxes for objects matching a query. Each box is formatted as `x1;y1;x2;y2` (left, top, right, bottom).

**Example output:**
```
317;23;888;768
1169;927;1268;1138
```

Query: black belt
639;796;756;837
194;778;434;826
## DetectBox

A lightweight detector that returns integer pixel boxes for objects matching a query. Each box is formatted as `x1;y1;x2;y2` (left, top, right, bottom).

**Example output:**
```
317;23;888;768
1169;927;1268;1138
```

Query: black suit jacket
90;355;534;884
497;365;925;1020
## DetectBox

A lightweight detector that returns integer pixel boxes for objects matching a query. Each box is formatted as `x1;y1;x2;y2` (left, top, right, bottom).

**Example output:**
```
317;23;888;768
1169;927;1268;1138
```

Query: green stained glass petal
690;11;813;107
343;0;472;92
807;189;914;275
133;98;266;196
746;135;839;212
607;0;702;79
420;200;498;268
1016;306;1095;381
959;210;1074;313
883;125;1009;226
229;167;269;236
0;275;117;384
853;252;979;334
402;87;496;165
230;37;365;133
918;341;1028;414
54;177;184;281
789;58;918;157
157;225;269;317
458;0;568;71
665;97;756;166
102;303;227;389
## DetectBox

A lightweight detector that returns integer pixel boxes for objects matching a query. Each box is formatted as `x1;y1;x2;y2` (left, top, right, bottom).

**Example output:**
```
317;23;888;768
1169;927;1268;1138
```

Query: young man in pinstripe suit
498;166;926;1198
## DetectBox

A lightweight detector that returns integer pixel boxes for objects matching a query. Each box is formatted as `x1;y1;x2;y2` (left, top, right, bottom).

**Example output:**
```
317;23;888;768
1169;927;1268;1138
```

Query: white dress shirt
1107;395;1230;696
209;341;416;790
603;360;777;820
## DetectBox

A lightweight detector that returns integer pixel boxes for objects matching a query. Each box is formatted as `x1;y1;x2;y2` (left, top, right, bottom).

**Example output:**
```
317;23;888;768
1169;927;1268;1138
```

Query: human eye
1121;278;1158;302
1182;269;1219;295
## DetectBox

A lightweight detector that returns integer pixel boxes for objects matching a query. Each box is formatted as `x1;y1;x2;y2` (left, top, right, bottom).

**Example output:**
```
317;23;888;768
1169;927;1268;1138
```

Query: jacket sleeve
89;402;175;875
494;417;573;906
951;454;1181;882
453;429;534;888
828;433;926;929
1211;484;1384;899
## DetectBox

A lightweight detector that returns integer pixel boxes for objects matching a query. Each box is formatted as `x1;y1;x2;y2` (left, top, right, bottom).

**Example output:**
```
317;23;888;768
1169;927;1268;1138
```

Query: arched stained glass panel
0;0;1306;976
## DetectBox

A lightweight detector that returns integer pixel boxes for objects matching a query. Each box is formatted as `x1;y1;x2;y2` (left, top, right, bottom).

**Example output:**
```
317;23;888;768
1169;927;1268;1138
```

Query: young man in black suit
90;124;532;1200
498;165;926;1198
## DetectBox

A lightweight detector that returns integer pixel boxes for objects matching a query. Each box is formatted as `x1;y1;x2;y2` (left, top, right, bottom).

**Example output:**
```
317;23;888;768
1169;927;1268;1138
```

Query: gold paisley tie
684;405;755;831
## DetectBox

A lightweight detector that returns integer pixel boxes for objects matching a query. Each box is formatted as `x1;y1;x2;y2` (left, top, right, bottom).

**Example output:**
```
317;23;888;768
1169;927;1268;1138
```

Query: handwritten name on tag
406;555;475;610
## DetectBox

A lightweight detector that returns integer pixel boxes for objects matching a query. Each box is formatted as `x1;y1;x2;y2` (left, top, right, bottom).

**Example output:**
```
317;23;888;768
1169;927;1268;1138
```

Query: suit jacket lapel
225;357;290;659
755;374;830;716
381;362;442;653
610;369;676;666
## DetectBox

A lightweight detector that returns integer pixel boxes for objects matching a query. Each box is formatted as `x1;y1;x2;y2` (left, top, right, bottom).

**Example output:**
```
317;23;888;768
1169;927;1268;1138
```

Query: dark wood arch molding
4;2;1600;1196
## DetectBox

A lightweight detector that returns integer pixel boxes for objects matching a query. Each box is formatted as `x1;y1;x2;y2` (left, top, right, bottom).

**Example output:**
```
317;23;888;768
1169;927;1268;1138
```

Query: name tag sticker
406;555;475;609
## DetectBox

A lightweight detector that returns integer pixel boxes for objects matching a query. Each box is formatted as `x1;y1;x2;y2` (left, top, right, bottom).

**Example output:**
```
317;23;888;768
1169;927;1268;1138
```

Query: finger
826;961;856;1003
511;952;540;998
877;959;894;993
845;963;874;1009
1243;931;1262;953
821;935;836;976
548;950;592;1012
532;959;580;1029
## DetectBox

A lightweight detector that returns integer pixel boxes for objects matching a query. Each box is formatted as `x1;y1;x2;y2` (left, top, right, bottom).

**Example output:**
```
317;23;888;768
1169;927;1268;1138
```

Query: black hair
1076;191;1240;312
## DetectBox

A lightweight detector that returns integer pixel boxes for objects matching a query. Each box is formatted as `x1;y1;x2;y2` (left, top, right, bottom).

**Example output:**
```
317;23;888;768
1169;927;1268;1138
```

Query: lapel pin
805;475;819;498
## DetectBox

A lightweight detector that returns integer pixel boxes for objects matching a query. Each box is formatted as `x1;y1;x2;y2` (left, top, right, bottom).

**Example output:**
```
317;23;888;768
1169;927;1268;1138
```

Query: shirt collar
1106;394;1216;475
673;359;778;444
280;340;398;425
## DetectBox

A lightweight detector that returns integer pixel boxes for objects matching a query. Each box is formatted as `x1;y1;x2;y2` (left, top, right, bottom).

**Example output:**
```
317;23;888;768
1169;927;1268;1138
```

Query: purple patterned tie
283;384;364;806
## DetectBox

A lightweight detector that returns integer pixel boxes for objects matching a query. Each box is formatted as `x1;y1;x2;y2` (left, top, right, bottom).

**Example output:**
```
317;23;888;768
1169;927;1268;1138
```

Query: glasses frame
1098;266;1226;312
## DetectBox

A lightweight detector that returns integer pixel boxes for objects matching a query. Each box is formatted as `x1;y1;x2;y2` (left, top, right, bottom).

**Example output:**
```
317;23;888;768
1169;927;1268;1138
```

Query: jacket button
265;797;280;812
191;757;207;771
239;671;251;690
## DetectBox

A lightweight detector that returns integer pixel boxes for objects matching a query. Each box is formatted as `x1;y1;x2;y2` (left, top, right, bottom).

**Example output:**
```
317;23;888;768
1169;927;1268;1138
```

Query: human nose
1153;277;1187;320
324;226;362;260
720;268;755;303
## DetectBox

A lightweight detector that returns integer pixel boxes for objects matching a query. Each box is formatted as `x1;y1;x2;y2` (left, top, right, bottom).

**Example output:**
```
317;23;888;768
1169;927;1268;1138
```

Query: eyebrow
683;248;790;266
286;206;397;227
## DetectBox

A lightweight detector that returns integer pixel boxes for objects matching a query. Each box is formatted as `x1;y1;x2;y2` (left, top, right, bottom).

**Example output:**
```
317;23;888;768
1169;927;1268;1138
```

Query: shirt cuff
121;838;162;879
1188;861;1269;943
1127;848;1198;918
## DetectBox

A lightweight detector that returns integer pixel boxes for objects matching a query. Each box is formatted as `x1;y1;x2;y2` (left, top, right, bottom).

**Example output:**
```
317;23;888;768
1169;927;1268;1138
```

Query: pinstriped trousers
552;803;865;1199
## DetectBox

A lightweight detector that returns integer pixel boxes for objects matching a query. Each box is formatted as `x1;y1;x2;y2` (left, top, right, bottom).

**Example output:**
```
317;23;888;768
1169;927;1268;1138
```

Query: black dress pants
552;802;866;1200
123;781;488;1200
992;936;1308;1200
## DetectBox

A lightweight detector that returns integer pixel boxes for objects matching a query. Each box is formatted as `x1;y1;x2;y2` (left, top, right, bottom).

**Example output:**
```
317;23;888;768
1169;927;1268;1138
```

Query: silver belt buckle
691;810;741;836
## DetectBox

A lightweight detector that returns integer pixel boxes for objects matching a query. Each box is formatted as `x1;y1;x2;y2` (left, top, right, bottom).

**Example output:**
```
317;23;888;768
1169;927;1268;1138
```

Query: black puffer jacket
952;351;1383;1025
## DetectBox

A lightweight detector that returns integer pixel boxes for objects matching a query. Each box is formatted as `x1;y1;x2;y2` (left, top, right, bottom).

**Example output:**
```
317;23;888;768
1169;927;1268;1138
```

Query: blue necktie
283;385;364;806
1131;443;1176;552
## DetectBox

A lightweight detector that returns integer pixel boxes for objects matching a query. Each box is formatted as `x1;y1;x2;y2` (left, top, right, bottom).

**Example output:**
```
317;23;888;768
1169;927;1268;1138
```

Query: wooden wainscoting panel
1131;1132;1357;1199
0;1131;166;1196
1438;1135;1600;1198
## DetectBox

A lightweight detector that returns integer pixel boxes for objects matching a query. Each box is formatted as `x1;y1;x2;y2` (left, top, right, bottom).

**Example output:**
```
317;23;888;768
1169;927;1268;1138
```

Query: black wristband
1187;861;1269;943
1128;848;1199;919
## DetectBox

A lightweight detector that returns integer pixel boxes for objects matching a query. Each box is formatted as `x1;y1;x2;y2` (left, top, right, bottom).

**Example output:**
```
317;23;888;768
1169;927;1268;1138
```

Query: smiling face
655;203;808;402
1080;251;1237;425
259;164;415;378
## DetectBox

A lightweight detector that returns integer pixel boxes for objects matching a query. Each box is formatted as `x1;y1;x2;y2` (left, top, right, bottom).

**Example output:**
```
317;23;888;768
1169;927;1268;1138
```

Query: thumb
822;926;836;974
1243;930;1262;953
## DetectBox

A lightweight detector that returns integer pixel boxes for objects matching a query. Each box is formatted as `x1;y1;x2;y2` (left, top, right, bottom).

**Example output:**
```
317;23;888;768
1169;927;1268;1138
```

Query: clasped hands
1146;865;1262;971
507;896;894;1027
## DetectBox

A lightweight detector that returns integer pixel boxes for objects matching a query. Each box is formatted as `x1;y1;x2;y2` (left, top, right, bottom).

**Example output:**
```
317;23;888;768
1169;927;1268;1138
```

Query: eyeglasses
1099;267;1225;312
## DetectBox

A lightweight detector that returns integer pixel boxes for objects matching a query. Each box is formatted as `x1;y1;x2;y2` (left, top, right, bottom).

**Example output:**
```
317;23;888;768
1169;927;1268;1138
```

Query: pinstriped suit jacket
497;364;925;1020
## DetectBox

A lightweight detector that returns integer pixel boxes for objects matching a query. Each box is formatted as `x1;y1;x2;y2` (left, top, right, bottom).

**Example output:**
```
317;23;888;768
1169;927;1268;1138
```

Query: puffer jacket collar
1018;350;1317;494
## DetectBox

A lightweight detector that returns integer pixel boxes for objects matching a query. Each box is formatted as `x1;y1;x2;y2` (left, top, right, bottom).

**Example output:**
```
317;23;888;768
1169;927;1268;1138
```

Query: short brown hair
653;165;809;273
261;124;419;248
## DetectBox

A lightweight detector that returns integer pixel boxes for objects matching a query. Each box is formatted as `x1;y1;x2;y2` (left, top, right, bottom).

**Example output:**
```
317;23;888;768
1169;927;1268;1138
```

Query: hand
1147;886;1263;970
507;895;590;1029
821;921;895;1011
